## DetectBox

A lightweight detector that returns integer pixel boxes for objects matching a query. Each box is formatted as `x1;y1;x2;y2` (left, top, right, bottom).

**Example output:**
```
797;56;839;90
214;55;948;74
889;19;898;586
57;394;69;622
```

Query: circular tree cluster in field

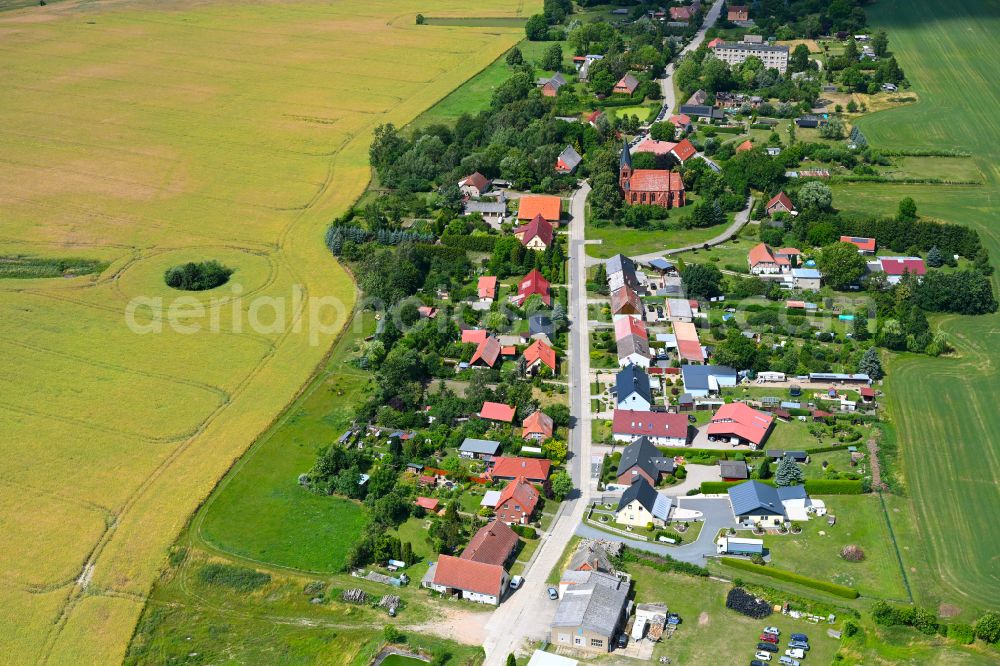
840;544;866;562
164;260;233;291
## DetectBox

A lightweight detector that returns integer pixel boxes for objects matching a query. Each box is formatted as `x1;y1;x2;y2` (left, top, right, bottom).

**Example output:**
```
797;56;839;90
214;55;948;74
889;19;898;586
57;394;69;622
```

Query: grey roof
792;268;822;279
459;438;501;455
617;477;672;521
617;333;650;361
719;460;748;479
568;541;614;573
529;314;554;337
777;485;808;501
616;364;651;405
647;258;675;271
728;480;785;517
552;571;629;636
558;145;583;171
617;436;674;480
716;42;789;53
620;140;632;170
809;372;870;382
681;364;738;391
679;104;725;120
464;201;507;215
606;253;638;286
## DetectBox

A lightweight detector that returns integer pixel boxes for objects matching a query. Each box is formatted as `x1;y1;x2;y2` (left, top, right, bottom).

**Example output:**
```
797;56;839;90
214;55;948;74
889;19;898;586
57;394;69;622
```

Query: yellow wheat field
0;0;532;662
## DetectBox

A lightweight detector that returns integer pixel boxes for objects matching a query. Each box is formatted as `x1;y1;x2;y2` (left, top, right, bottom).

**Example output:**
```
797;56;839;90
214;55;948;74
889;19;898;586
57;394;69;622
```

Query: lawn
627;564;843;666
194;312;377;573
667;232;759;269
586;218;734;259
827;0;1000;617
761;495;909;601
0;0;536;658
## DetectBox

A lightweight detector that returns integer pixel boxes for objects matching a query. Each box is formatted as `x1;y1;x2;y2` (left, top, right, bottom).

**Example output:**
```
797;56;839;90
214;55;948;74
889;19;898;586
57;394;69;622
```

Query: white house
616;364;652;411
615;478;672;528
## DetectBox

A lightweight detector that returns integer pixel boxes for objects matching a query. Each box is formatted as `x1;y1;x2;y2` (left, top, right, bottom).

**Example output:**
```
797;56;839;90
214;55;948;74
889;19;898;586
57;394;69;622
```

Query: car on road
778;657;799;666
785;648;805;659
756;642;778;653
790;633;809;643
760;633;779;643
547;587;559;600
788;641;809;651
509;576;523;590
753;651;771;662
764;626;781;636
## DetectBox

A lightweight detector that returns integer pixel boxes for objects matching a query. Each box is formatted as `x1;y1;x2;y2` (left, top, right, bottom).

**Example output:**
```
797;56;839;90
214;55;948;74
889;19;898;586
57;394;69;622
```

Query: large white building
714;41;789;73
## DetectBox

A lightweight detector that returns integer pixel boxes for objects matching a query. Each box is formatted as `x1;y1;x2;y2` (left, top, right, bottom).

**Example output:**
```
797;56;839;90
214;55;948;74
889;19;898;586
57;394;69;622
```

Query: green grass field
586;218;735;259
827;0;1000;618
0;0;531;661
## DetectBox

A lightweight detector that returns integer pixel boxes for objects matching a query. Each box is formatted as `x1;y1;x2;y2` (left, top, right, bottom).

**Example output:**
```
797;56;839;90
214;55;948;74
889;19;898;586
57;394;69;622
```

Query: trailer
716;536;764;555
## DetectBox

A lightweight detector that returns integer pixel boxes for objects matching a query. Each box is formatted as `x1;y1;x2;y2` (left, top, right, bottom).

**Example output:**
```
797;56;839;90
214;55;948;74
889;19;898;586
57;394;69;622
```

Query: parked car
778;657;799;666
756;642;778;653
788;640;809;651
790;633;809;643
509;576;523;590
785;648;805;659
667;612;681;625
617;634;628;649
751;661;767;666
760;633;779;643
547;587;559;600
764;626;781;636
753;652;772;662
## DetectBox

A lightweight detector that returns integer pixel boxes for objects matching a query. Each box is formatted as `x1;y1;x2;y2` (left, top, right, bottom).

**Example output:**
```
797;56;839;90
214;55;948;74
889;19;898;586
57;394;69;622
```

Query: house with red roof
517;195;562;222
424;554;508;605
613;73;640;95
461;328;488;345
471;335;502;368
727;5;749;21
612;409;690;447
748;243;791;275
736;140;754;153
670;5;694;21
586;110;604;127
620;143;686;208
461;521;519;566
478;276;498;303
706;37;725;49
670;138;697;163
633;138;677;157
513;214;554;251
418;306;438;319
491;456;552;482
522;409;555;441
516;269;551;306
479;401;516;423
859;386;876;403
669;113;693;133
878;256;926;284
775;247;802;263
458;172;491;198
556;145;583;174
523;339;557;374
610;285;643;318
415;496;440;512
495;477;540;525
707;402;774;449
840;235;876;254
614;315;648;341
765;192;795;216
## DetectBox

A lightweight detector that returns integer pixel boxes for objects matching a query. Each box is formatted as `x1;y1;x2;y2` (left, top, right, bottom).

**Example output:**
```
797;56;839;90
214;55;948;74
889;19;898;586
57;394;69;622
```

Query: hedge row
719;558;860;599
441;234;497;252
701;479;866;495
701;480;761;493
661;447;766;459
622;549;710;577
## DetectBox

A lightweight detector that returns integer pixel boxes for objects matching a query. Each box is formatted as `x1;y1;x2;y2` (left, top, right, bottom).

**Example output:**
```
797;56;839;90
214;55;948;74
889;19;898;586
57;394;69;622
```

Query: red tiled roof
669;113;692;126
633;139;677;156
786;300;805;309
491;456;552;481
433;554;505;597
517;195;561;221
610;285;642;315
501;345;516;356
478;276;498;300
522;410;554;440
776;247;802;256
707;37;725;48
496;477;539;518
736;140;754;152
670;6;693;19
881;257;926;276
615;315;648;341
627;169;685;193
614;73;640;94
523;339;556;371
671;138;697;162
462;329;488;345
767;192;795;212
677;339;705;362
518;269;551;306
707;402;774;446
748;242;777;267
672;321;699;343
418;306;437;318
419;475;436;485
416;496;440;511
860;387;875;398
612;409;690;440
461;520;519;566
840;236;876;252
471;336;502;367
586;110;603;124
480;401;516;422
514;213;554;248
460;172;489;192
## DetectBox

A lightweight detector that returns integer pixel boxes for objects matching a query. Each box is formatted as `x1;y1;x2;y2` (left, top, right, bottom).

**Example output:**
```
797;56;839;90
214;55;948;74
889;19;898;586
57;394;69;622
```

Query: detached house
616;364;652;411
707;401;774;449
523;339;557;374
556;145;583;174
470;335;502;368
458;172;491;198
479;401;516;423
462;520;519;567
765;192;795;216
615;477;672;527
538;72;567;97
516;269;551;306
495;477;540;525
550;571;630;653
840;235;876;254
616;435;676;485
522;409;554;441
491;456;552;482
517;195;562;223
514;214;554;251
424;555;508;605
748;242;791;275
478;276;498;303
613;73;640;95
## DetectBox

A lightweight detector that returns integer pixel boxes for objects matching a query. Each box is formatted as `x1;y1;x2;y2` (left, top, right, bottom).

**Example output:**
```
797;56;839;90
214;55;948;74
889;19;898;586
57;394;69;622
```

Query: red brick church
619;141;686;208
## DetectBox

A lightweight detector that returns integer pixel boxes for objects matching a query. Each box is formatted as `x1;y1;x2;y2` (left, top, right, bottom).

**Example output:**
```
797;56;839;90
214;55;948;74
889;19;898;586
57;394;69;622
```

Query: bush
720;558;860;599
198;563;271;592
621;549;709;577
840;545;865;562
511;524;537;539
947;623;975;645
441;234;497;252
384;625;406;643
871;601;940;634
974;611;1000;643
726;587;772;618
164;260;233;291
843;619;861;637
804;479;865;494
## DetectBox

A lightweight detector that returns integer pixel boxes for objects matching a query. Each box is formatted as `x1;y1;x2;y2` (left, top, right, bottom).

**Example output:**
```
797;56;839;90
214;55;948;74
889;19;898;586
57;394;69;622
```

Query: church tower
619;140;632;192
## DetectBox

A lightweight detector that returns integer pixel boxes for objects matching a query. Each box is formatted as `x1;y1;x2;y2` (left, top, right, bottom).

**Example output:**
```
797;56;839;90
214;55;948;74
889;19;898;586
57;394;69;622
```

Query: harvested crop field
0;0;530;662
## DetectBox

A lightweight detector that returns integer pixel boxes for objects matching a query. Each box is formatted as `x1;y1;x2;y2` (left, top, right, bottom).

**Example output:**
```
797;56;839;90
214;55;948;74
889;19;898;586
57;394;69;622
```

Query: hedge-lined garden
719;557;860;599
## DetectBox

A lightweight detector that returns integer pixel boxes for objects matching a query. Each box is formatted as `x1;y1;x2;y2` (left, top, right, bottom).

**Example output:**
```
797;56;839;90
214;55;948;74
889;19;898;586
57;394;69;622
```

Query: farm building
423;555;509;605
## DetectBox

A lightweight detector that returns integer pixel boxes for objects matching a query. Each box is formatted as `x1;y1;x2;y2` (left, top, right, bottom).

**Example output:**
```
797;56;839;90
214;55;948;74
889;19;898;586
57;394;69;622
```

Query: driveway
663;463;721;495
575;497;736;564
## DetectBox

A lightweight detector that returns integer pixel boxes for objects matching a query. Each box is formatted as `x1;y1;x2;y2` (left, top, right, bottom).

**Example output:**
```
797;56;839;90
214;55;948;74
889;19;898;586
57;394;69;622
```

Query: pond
376;653;429;666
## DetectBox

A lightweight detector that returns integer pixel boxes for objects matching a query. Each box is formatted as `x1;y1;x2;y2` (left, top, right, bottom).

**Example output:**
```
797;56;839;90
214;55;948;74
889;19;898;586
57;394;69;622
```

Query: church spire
620;139;632;170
